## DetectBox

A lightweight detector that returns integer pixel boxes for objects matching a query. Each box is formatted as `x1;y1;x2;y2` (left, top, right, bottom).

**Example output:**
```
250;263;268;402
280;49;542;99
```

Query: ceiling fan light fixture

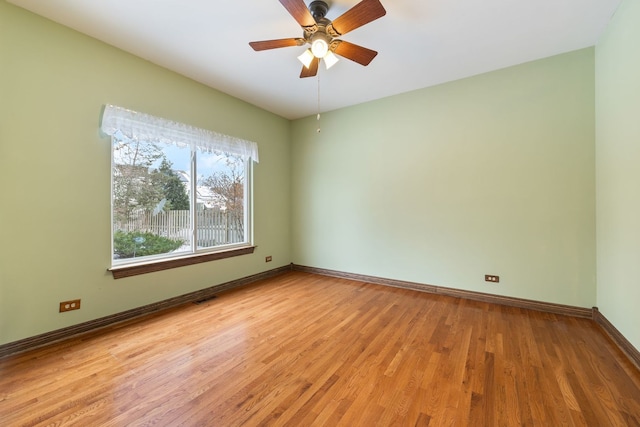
311;37;329;58
324;51;339;69
297;49;314;68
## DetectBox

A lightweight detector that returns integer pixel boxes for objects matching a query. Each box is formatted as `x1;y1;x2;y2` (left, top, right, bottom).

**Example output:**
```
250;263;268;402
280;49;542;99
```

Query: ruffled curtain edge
100;104;259;163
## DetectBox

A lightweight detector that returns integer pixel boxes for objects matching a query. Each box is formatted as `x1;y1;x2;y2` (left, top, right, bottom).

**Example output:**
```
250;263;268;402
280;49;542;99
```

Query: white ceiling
8;0;620;120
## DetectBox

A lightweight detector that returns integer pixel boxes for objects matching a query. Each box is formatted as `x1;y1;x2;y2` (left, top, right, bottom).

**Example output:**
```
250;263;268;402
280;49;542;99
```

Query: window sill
109;246;256;279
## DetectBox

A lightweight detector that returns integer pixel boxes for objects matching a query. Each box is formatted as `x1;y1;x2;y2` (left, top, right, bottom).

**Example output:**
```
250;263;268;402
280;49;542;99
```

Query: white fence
116;209;243;246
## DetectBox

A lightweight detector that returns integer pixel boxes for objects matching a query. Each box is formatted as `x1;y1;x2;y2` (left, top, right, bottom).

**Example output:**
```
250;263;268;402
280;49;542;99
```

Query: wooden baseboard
293;264;593;318
593;308;640;371
0;265;293;359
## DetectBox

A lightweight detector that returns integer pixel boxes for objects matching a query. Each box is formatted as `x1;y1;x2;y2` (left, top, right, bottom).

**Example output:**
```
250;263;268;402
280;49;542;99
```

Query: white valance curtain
100;104;259;162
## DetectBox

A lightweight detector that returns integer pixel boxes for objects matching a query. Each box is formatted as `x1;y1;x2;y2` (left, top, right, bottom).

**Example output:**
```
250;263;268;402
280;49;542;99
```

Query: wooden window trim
109;246;256;279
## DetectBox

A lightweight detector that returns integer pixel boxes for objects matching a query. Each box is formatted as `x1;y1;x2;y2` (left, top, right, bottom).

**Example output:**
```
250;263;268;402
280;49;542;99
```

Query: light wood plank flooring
1;272;639;426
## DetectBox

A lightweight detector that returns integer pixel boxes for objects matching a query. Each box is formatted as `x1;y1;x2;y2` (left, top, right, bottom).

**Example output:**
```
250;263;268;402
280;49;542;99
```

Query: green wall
595;0;640;351
291;49;596;308
4;0;637;355
0;2;291;345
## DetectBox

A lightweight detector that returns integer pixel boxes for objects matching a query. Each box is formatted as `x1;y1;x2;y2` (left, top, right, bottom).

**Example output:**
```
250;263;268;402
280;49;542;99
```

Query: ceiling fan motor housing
309;1;329;20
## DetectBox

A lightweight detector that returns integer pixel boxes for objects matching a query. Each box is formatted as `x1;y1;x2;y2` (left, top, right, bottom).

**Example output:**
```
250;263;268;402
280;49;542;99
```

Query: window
101;105;258;275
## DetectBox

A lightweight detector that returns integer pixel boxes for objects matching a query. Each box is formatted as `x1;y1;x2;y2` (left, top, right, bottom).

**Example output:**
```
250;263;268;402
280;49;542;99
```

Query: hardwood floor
1;271;639;426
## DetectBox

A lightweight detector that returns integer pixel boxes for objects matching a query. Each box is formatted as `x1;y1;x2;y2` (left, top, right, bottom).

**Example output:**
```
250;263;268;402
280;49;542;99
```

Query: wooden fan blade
300;57;319;78
279;0;316;28
328;0;386;36
333;40;378;66
249;38;304;51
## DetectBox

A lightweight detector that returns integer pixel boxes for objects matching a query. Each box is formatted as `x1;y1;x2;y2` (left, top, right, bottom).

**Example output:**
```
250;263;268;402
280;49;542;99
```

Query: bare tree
201;155;245;241
112;138;164;223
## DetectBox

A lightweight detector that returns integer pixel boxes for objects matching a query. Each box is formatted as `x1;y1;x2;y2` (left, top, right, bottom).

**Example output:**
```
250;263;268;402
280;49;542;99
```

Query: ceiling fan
249;0;386;78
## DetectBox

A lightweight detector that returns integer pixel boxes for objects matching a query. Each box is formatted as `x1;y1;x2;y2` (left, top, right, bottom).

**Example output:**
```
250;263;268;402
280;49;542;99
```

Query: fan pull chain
317;74;321;133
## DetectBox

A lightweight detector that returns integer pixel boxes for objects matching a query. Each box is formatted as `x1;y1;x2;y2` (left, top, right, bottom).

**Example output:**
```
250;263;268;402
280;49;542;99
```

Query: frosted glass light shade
324;51;339;69
297;49;314;68
311;38;329;58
